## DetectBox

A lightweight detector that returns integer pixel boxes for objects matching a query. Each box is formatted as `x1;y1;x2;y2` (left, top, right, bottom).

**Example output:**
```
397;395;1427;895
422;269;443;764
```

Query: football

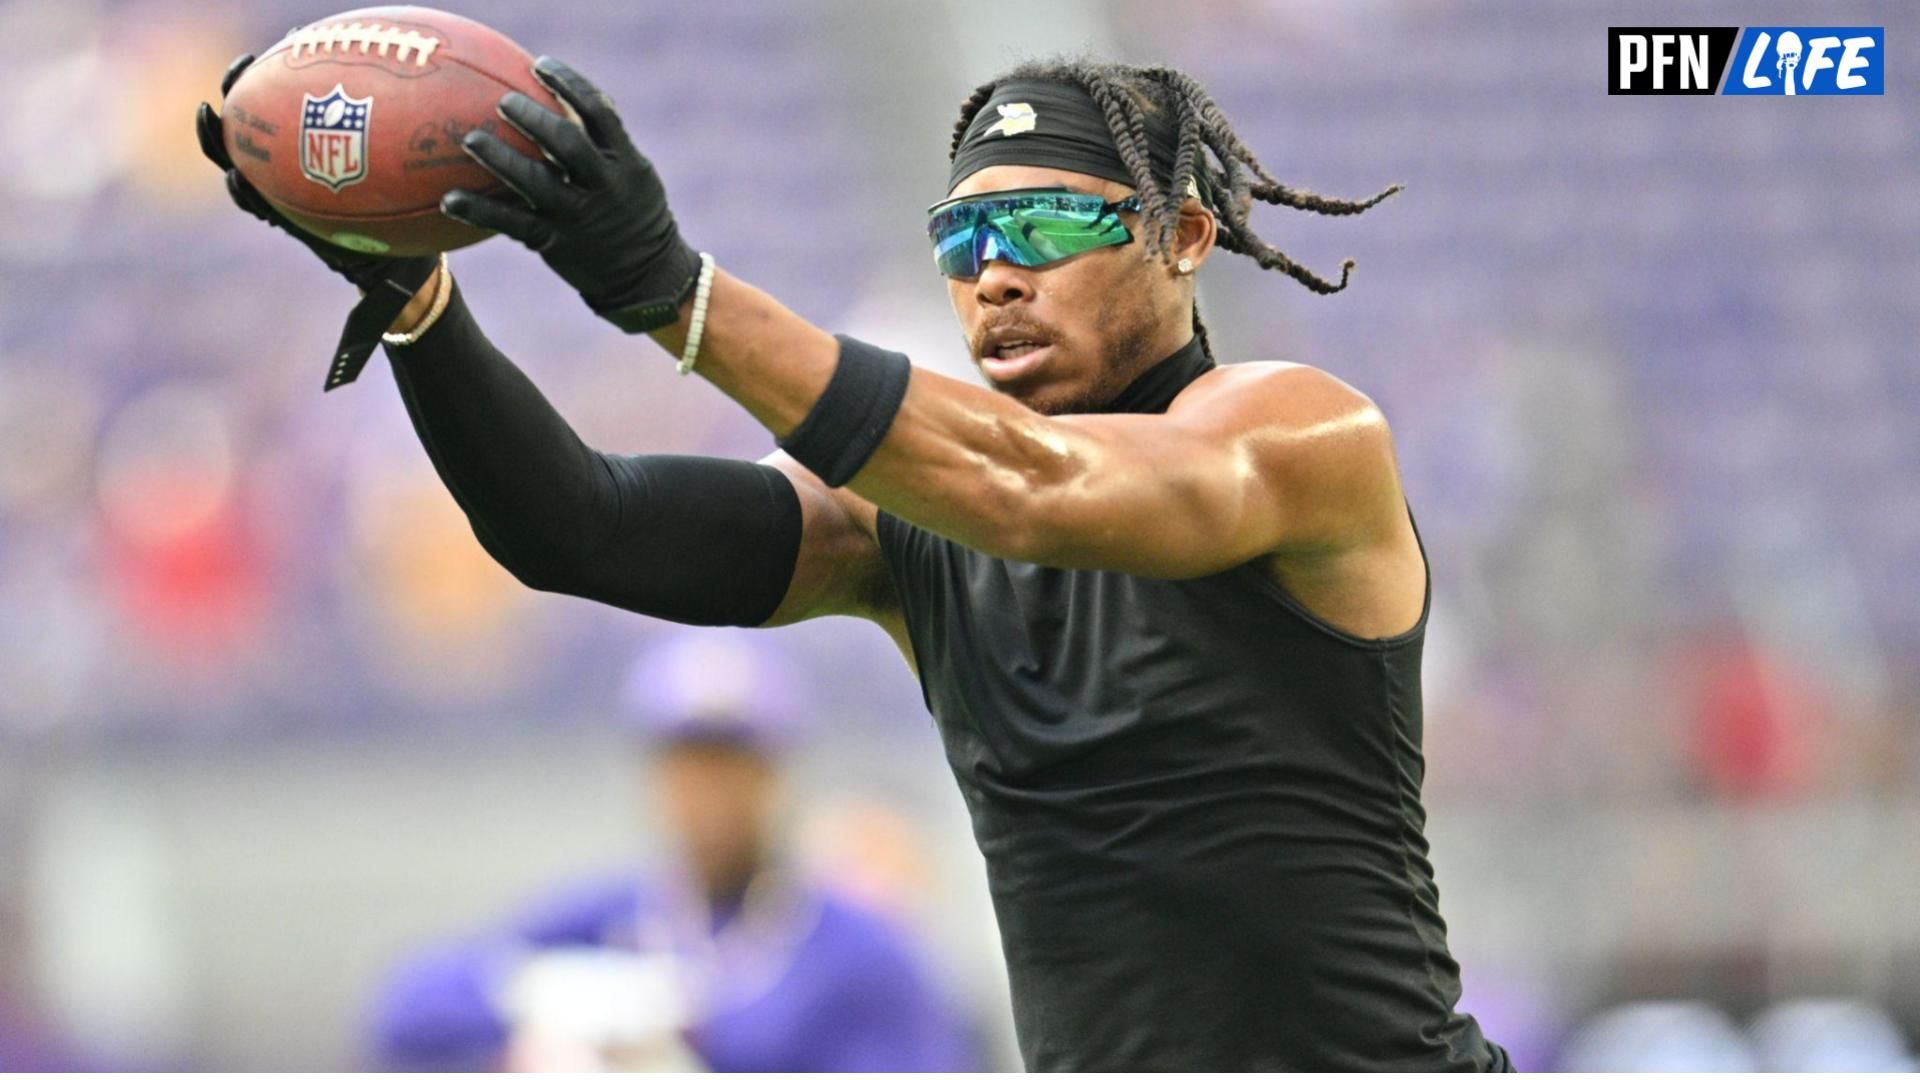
221;6;566;256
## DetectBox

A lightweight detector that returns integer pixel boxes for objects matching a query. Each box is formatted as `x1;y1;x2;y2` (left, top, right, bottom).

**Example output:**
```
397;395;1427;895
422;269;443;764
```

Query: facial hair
1038;287;1166;417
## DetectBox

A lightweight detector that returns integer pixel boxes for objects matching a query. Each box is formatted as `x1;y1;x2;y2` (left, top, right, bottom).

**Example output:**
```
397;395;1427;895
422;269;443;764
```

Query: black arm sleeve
383;281;803;627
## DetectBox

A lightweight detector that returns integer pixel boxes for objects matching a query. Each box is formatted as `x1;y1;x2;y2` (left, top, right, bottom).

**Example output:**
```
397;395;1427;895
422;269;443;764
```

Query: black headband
948;79;1216;211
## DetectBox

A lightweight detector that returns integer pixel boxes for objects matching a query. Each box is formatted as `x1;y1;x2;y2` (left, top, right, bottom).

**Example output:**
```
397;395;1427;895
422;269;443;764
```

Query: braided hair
950;60;1401;357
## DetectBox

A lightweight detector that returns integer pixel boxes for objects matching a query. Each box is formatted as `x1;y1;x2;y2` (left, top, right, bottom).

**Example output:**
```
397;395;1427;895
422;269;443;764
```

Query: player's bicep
1035;365;1398;575
1026;421;1287;576
756;451;897;627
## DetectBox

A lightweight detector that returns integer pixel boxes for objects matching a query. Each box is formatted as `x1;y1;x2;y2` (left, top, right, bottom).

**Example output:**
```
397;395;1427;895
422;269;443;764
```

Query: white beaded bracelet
676;252;717;376
381;253;453;347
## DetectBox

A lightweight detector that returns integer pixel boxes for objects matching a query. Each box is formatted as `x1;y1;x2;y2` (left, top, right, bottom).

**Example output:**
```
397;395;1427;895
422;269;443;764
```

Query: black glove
441;56;702;334
196;53;441;391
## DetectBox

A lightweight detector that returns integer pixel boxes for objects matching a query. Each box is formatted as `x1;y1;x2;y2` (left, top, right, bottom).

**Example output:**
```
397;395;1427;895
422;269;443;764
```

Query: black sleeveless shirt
875;339;1508;1071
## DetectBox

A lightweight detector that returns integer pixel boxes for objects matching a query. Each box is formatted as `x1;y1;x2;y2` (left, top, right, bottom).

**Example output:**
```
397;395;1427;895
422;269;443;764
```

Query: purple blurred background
1;0;1916;1069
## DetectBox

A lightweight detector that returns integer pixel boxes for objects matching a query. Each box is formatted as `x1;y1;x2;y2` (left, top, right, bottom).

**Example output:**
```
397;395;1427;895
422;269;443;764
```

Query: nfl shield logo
300;84;372;192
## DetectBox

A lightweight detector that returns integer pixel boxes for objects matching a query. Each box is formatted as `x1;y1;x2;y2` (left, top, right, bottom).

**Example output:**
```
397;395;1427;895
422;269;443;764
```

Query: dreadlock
950;59;1401;356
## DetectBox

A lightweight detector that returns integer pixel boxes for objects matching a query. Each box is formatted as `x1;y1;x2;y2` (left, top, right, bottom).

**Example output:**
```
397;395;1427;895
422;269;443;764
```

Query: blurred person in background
198;46;1506;1068
366;633;976;1072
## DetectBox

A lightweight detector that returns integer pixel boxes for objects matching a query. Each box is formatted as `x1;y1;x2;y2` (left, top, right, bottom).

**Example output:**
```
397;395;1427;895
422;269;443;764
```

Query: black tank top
874;339;1508;1071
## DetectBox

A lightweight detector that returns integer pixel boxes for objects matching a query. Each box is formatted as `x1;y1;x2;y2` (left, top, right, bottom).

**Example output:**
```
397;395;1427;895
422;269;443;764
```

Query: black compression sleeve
383;282;802;627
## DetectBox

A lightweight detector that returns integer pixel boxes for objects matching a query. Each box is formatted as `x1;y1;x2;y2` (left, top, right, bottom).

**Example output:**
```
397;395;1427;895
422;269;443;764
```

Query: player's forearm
386;281;623;581
645;270;838;434
648;270;1102;560
388;282;803;625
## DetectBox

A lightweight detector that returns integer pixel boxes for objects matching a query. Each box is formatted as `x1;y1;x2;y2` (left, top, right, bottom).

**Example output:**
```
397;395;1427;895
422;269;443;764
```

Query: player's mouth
978;328;1055;385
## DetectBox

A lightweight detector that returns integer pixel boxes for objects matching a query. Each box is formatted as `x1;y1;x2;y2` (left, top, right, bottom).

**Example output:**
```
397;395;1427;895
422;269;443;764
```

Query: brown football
221;6;564;256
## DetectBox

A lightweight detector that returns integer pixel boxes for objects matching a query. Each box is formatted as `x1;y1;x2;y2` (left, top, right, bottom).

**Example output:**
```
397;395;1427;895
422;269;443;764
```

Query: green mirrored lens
928;191;1136;277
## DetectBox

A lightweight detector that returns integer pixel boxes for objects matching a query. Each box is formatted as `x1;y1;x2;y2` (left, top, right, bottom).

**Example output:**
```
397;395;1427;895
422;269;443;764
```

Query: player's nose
974;259;1035;307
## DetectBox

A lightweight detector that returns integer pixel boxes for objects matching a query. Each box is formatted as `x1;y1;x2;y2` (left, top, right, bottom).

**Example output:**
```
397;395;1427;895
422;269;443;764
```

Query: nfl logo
300;84;372;192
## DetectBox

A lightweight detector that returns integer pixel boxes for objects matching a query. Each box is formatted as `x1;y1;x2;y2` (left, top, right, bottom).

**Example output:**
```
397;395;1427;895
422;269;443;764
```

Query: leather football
221;6;565;255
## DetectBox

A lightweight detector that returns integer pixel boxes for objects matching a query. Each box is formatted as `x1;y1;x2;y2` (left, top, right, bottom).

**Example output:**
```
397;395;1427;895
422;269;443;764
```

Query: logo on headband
985;102;1037;137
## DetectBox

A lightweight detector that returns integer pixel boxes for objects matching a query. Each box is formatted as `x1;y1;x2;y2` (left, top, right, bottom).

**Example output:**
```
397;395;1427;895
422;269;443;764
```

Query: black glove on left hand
443;56;703;334
197;52;441;391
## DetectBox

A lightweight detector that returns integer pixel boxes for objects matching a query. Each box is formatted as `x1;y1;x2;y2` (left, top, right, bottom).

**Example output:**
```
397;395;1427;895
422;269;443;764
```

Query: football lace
277;22;443;67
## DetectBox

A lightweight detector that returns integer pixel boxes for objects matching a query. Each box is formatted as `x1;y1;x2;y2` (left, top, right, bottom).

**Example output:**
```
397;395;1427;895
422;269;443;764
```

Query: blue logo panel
1723;27;1883;95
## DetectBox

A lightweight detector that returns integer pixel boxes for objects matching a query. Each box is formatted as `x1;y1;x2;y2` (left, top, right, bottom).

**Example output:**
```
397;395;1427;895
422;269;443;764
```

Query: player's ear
1170;198;1215;274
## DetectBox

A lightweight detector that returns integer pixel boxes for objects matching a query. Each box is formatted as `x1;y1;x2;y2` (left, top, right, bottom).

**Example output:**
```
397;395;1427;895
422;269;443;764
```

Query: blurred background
0;0;1916;1070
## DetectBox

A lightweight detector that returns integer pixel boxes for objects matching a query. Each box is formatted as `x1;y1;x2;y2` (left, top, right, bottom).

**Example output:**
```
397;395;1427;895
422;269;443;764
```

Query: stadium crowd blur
1;0;1916;1069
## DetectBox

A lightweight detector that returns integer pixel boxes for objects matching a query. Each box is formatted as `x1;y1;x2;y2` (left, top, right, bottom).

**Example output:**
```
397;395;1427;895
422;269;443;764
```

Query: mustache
971;317;1057;358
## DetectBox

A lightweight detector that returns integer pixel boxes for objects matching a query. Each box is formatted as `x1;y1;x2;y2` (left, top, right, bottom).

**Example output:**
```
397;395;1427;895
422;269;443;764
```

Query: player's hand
442;56;702;334
196;53;439;295
198;52;443;390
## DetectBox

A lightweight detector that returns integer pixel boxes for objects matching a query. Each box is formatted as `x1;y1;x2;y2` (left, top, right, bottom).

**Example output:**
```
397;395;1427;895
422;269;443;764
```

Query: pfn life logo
1609;26;1883;95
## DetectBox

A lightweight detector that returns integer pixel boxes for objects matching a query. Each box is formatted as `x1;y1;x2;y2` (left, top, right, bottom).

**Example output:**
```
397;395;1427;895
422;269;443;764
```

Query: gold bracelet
382;253;453;347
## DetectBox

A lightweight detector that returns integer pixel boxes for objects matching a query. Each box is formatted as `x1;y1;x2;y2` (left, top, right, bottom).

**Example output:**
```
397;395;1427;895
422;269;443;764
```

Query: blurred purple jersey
368;869;977;1072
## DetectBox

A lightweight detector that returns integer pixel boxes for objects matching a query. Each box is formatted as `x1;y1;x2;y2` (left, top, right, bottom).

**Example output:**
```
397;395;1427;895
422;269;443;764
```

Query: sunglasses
926;187;1142;279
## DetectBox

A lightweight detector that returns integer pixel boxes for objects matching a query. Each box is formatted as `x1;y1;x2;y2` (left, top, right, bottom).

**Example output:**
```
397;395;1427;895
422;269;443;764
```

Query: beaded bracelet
676;252;717;376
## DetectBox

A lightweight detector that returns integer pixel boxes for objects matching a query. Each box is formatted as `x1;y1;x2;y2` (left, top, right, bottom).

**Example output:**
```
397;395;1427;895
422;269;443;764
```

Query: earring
1177;257;1194;275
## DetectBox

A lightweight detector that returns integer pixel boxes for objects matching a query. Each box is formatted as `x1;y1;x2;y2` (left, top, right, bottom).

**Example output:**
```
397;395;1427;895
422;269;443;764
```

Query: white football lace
278;22;442;67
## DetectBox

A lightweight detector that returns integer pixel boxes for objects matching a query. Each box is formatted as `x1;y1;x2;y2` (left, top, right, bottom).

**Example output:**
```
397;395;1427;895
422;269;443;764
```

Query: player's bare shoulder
1172;360;1404;557
1172;360;1393;450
